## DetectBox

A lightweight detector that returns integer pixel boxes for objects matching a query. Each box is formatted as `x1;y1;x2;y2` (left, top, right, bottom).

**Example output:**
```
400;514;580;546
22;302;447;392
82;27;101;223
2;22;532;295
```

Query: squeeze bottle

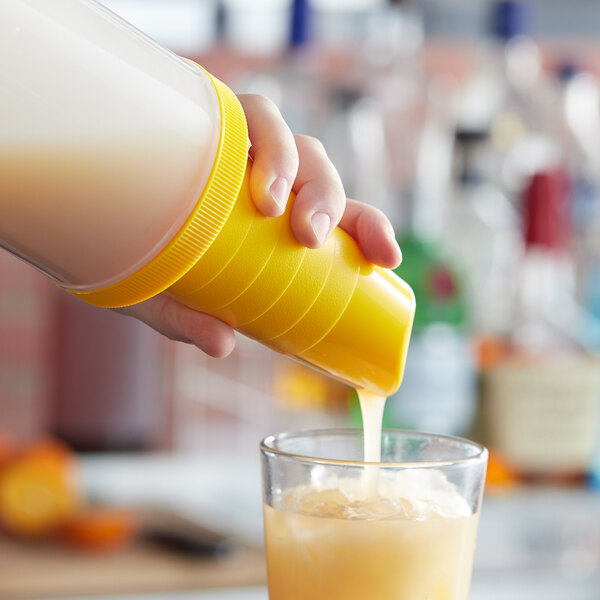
0;0;415;396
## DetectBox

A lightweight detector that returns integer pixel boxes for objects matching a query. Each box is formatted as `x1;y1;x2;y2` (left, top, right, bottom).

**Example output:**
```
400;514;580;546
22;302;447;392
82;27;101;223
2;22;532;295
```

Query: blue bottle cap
492;0;531;41
290;0;312;49
556;61;580;82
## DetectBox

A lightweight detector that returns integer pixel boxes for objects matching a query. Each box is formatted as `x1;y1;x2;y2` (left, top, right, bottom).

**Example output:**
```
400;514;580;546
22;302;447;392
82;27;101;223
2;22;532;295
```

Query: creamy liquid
358;389;386;463
357;389;386;495
265;505;478;599
264;472;478;600
0;138;212;286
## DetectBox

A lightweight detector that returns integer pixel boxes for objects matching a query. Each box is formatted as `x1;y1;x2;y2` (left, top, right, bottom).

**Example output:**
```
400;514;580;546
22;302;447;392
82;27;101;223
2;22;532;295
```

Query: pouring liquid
357;389;386;495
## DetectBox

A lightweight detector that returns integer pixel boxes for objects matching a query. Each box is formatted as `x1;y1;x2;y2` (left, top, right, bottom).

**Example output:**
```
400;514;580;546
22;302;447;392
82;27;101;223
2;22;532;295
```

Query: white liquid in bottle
0;0;221;287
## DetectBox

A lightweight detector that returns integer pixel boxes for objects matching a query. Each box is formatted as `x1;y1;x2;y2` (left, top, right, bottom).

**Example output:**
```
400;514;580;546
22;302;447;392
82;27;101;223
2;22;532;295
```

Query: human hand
116;94;402;357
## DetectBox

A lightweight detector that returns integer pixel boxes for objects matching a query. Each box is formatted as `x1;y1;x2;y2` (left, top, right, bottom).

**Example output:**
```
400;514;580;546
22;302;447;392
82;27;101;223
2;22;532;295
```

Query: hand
116;94;402;357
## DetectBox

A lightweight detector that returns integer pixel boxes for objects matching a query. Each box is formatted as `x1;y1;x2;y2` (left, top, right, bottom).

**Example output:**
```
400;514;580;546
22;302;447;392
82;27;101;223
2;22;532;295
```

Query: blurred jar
482;356;600;480
0;253;54;442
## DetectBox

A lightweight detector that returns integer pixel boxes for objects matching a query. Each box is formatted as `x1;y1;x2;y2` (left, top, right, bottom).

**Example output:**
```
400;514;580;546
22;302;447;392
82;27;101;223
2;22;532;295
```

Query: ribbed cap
66;72;249;308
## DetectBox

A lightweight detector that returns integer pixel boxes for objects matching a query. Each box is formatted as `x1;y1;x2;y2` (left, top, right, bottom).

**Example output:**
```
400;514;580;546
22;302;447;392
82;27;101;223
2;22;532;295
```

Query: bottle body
0;0;221;287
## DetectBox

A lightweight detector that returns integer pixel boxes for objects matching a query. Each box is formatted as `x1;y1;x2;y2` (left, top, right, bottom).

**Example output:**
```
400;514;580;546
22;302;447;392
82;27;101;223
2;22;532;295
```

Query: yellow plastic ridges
65;72;249;308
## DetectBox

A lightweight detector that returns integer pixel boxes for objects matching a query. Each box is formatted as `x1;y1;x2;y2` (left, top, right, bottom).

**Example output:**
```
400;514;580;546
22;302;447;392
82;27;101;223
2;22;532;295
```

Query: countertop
50;571;600;600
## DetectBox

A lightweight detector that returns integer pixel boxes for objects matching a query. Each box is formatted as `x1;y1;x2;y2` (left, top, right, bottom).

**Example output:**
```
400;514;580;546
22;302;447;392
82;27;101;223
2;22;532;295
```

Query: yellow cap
65;72;249;308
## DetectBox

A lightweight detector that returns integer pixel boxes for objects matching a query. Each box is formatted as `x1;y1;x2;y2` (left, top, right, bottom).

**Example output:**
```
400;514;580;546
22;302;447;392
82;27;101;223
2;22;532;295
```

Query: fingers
339;199;402;268
115;295;236;358
289;134;347;248
237;94;399;265
238;94;299;217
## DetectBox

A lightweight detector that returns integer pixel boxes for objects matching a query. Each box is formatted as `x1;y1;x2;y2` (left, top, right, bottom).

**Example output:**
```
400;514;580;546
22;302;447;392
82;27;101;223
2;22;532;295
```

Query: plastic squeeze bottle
0;0;415;396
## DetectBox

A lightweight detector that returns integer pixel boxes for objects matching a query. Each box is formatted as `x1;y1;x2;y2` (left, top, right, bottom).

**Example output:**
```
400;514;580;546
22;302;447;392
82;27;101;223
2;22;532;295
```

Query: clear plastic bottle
0;0;222;288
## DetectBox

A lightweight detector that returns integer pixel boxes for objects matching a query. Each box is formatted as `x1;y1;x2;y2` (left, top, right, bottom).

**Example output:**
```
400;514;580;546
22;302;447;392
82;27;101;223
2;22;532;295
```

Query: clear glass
261;429;488;600
0;0;221;288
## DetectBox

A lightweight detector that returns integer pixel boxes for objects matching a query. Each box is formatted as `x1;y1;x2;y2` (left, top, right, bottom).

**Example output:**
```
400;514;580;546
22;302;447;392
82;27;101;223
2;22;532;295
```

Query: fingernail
311;212;331;246
269;176;289;213
395;240;403;263
385;222;396;239
387;225;402;263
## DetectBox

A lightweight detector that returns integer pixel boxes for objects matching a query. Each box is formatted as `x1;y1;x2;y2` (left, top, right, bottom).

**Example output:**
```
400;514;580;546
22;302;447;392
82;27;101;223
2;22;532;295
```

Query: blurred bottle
384;238;477;436
456;0;534;137
481;170;600;482
0;252;53;442
554;62;600;216
548;72;600;483
244;0;426;224
52;292;167;451
513;170;575;351
449;128;521;338
352;0;426;226
591;452;600;491
553;65;600;351
457;0;561;196
375;79;478;437
237;0;329;135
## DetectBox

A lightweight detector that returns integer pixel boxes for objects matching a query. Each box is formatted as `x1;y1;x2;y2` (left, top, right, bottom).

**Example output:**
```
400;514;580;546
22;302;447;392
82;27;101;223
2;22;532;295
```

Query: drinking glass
261;429;488;600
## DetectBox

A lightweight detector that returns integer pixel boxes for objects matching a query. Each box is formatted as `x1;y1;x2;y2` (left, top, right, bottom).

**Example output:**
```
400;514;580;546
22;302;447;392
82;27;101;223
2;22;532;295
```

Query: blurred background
1;0;600;598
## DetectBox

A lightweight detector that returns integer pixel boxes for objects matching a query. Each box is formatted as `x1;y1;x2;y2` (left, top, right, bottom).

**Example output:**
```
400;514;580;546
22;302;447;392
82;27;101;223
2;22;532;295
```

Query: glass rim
260;428;488;469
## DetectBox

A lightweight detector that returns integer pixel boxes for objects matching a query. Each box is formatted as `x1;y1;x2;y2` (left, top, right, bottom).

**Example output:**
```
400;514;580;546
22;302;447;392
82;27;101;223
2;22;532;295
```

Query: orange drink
260;430;487;600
